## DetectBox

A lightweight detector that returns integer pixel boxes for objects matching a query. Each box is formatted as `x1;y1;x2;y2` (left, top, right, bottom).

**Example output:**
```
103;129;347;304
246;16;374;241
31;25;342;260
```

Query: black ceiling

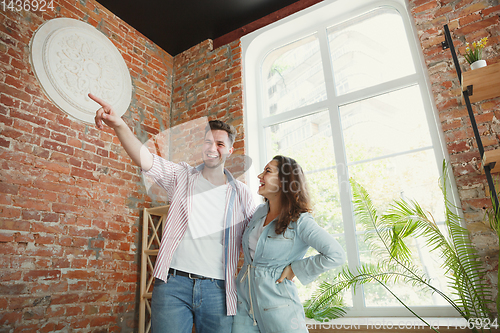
97;0;301;56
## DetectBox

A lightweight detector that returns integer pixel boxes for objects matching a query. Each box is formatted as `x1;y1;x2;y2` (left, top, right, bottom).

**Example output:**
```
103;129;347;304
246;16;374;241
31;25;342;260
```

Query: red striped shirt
143;154;256;315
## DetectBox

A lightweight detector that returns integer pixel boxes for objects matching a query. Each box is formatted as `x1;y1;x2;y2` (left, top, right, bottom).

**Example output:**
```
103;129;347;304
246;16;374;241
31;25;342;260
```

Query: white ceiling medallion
30;18;132;123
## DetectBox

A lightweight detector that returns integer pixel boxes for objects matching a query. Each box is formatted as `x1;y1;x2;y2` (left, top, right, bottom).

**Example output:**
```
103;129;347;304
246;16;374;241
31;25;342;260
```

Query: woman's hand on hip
276;265;295;283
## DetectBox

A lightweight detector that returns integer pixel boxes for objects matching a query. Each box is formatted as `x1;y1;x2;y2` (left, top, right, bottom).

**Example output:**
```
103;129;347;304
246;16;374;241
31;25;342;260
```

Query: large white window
242;0;459;317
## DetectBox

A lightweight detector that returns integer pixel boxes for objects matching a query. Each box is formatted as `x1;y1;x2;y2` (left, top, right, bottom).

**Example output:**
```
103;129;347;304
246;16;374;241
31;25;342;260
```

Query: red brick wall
0;0;173;331
409;0;500;307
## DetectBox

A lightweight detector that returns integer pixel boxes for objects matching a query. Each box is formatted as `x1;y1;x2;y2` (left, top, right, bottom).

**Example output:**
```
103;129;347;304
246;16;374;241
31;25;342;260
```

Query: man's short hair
206;120;236;146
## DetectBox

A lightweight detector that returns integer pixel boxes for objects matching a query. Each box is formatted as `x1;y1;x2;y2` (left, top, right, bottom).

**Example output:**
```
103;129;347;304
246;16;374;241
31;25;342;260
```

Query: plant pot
470;59;487;70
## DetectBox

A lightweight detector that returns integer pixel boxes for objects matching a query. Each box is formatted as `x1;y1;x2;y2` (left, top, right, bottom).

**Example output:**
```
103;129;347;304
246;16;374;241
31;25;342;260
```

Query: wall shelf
442;24;500;208
462;63;500;173
139;205;170;333
461;62;500;103
482;150;500;174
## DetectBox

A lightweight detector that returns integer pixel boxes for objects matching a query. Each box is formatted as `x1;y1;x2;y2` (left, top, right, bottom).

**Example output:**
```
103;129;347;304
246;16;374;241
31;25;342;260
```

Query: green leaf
308;160;493;332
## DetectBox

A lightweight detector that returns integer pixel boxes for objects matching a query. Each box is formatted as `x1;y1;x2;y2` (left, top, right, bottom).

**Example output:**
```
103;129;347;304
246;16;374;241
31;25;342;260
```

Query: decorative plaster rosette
30;18;132;123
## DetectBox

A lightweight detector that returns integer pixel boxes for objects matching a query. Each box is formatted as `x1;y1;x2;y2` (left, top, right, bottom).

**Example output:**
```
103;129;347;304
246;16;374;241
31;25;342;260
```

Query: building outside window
242;0;460;317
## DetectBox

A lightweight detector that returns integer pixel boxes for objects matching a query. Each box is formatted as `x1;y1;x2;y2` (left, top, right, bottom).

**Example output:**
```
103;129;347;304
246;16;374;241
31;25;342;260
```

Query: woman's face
257;160;281;200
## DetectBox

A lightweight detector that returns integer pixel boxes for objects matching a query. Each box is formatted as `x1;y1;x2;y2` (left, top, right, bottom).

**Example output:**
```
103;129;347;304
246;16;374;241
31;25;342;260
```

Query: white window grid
242;0;461;317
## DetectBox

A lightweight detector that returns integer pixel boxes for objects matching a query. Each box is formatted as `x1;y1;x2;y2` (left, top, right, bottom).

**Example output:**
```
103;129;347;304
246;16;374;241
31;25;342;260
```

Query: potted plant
484;186;500;316
306;162;496;332
464;37;488;70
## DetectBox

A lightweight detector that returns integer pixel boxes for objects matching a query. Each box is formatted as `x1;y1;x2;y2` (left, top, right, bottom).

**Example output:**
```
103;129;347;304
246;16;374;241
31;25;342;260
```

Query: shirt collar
252;201;270;221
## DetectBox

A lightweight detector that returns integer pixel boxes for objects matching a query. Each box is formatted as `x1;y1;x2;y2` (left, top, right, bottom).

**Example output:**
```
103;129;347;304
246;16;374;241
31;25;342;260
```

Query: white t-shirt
170;175;228;280
248;216;266;260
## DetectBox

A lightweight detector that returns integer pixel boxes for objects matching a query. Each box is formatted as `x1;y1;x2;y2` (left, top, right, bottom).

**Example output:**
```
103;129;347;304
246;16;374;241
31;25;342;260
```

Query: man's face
202;130;233;169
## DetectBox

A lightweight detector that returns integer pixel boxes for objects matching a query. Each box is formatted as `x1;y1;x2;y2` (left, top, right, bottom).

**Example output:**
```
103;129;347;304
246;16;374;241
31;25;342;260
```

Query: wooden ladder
139;205;170;333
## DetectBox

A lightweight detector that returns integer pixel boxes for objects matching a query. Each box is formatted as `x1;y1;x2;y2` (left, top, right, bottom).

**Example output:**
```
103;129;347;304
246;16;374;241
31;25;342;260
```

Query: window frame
242;0;462;317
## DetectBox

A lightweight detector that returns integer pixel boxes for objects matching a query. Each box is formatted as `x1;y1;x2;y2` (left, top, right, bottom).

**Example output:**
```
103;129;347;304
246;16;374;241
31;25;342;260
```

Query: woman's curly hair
271;155;312;235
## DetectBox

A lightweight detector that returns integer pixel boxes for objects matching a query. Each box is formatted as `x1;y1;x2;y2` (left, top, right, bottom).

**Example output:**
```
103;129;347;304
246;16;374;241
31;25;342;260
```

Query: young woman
233;155;346;333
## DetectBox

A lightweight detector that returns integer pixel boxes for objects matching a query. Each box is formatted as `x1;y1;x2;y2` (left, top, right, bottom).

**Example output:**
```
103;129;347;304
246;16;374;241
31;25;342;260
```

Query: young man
91;93;256;333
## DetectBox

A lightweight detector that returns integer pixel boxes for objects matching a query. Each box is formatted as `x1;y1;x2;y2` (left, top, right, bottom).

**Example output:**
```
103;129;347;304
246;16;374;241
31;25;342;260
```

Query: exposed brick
1;271;22;281
459;13;482;26
24;245;64;258
15;232;35;243
68;280;87;292
90;315;116;327
41;140;74;156
483;5;500;16
53;258;70;268
22;210;41;221
0;242;20;256
0;232;14;242
62;270;96;280
475;112;494;124
10;109;47;127
23;270;61;282
41;212;60;223
455;16;500;36
0;310;22;325
0;206;22;219
0;183;19;195
71;318;91;329
12;197;49;212
65;306;83;316
52;203;83;215
454;1;488;17
0;137;10;148
50;293;80;305
34;234;56;245
441;119;462;132
0;83;32;104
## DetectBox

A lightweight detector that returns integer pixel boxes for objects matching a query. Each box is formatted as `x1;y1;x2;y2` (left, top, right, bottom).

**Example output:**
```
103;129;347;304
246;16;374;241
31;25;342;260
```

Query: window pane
357;232;450;307
264;111;335;171
340;86;433;164
262;34;326;117
265;112;340;232
349;150;444;223
328;8;415;95
350;151;450;307
358;233;423;306
265;111;349;303
254;2;450;314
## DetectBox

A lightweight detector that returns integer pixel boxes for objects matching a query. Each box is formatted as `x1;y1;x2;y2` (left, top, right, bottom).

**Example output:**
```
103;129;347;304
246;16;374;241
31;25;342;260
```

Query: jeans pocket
154;275;171;286
214;279;225;290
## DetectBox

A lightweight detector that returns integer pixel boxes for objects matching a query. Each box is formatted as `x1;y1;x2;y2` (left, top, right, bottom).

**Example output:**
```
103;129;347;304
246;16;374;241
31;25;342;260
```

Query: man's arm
90;93;153;171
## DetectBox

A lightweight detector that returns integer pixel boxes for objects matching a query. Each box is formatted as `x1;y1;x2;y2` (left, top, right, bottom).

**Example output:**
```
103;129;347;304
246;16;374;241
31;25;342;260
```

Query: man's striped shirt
143;154;256;315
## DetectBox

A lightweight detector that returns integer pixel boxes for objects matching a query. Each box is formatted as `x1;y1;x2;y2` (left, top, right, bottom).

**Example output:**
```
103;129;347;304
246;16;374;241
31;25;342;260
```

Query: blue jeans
151;275;233;333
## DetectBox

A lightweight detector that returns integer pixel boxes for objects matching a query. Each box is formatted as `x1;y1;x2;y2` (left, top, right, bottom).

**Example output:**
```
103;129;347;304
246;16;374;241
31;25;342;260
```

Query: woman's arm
290;214;346;285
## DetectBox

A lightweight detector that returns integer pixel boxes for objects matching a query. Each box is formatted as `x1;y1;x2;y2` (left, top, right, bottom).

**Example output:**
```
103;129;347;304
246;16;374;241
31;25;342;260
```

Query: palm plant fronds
383;192;491;320
484;178;500;315
307;160;494;333
306;263;440;332
350;179;415;263
485;197;500;234
350;175;474;319
377;162;492;321
303;296;347;322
